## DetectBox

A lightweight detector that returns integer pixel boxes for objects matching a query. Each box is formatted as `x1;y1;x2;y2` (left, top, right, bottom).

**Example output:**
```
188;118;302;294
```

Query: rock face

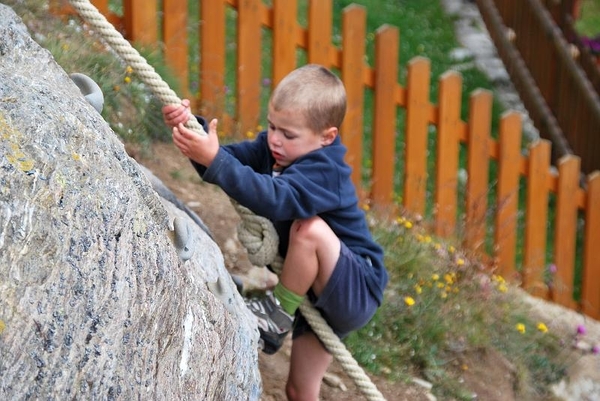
0;4;261;400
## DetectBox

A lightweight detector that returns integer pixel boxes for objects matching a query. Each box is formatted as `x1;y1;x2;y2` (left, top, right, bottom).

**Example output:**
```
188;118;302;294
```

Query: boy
162;64;388;400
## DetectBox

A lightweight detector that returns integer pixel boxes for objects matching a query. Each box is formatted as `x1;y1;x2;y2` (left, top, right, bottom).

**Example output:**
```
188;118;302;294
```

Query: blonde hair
269;64;346;133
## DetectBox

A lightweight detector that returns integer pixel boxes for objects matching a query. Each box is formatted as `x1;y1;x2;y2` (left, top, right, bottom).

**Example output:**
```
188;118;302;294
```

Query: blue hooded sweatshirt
191;129;388;305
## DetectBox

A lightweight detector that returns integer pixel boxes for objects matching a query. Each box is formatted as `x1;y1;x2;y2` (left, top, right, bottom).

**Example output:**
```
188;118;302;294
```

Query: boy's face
266;105;336;167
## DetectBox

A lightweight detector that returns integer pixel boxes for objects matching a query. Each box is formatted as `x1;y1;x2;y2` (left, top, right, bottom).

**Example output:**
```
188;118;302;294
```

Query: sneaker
245;291;294;354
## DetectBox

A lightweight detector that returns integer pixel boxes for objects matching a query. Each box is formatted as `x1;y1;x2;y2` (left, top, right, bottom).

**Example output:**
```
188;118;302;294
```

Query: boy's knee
285;381;317;401
289;216;326;242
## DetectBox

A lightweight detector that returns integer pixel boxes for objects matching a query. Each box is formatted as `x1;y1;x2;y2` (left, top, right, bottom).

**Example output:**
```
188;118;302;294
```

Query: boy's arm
203;149;341;221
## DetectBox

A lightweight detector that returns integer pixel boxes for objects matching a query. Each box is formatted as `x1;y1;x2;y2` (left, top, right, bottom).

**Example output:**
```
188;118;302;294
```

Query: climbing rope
68;1;386;399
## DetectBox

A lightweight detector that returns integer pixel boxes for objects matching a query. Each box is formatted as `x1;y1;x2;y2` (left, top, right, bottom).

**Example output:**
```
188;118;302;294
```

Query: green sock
273;282;305;315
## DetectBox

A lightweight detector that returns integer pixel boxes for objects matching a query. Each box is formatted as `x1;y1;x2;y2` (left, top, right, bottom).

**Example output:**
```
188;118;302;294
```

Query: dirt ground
131;141;529;401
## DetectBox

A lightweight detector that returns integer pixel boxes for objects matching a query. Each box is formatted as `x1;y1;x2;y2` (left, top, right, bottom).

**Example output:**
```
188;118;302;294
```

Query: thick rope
67;2;385;399
68;0;206;136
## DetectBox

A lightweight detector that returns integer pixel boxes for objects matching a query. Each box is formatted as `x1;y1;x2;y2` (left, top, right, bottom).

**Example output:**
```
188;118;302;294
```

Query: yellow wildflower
516;323;526;334
124;76;131;84
537;323;548;333
404;296;415;307
125;65;133;74
432;274;440;281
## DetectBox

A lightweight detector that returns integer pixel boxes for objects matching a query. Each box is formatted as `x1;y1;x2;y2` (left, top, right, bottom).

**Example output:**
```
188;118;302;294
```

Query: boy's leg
246;216;339;354
281;217;340;400
286;332;333;401
279;216;341;298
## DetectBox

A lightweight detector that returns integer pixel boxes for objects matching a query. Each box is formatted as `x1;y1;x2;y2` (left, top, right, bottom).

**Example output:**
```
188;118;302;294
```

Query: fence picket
465;90;492;252
272;0;298;86
371;26;399;206
523;139;551;297
307;0;332;66
495;112;522;280
163;0;189;101
582;172;600;319
403;57;431;215
123;0;157;44
238;0;263;134
434;72;462;237
552;156;580;309
199;0;226;116
341;5;367;190
92;0;109;16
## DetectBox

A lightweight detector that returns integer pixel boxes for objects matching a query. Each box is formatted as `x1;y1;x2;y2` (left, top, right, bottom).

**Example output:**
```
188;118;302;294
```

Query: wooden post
372;25;399;207
123;0;157;44
200;0;226;117
434;71;462;237
403;57;431;216
552;155;581;309
494;112;522;281
272;0;298;86
341;5;366;190
581;172;600;319
464;90;492;252
237;0;263;134
307;0;332;66
163;0;190;101
523;139;551;297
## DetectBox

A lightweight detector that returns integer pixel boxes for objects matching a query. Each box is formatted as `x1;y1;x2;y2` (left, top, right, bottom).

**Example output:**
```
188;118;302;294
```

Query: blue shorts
292;241;379;340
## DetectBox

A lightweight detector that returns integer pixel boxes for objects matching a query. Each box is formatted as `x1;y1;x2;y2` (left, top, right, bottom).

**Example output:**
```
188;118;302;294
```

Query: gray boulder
0;4;260;400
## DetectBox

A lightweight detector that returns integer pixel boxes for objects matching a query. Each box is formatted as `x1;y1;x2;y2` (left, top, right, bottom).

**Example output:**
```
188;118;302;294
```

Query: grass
6;0;600;399
576;0;600;37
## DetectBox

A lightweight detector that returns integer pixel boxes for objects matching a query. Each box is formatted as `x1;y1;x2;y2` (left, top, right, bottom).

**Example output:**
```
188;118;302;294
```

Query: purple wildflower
592;345;600;355
576;324;587;336
580;35;600;54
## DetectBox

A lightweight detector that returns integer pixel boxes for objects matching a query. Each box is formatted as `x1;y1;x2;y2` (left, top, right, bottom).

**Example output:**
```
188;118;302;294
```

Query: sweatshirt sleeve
202;147;342;221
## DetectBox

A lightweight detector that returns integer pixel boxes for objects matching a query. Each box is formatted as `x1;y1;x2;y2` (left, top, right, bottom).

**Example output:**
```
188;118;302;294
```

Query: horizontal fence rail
52;0;600;320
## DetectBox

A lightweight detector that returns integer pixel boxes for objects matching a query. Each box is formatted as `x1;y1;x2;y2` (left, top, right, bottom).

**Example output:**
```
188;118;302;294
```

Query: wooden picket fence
51;0;600;320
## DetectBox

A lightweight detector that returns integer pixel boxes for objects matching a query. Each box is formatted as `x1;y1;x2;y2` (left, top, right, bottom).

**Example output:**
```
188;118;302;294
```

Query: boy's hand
172;118;220;167
162;99;193;128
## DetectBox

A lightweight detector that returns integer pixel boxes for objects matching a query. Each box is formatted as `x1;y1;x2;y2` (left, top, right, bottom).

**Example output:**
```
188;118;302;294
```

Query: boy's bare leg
278;216;340;400
286;332;333;401
278;216;341;298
